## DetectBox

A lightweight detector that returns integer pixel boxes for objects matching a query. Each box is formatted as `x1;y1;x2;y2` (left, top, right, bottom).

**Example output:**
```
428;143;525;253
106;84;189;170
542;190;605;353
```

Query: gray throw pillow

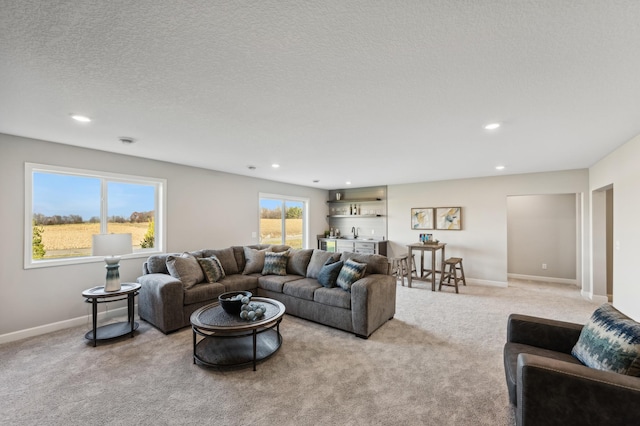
317;258;344;288
243;246;272;275
166;252;204;289
306;250;340;279
287;248;314;276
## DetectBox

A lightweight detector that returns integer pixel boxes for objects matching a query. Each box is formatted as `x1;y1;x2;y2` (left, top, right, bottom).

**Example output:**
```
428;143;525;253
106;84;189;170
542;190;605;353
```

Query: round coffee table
190;297;285;371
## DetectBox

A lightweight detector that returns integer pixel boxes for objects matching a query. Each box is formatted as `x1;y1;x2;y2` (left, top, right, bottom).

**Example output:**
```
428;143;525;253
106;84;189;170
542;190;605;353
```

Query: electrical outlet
542;263;547;270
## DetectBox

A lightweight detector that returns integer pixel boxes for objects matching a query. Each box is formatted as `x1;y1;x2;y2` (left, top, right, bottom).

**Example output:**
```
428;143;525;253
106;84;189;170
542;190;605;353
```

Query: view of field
35;219;301;259
260;218;302;248
37;222;149;259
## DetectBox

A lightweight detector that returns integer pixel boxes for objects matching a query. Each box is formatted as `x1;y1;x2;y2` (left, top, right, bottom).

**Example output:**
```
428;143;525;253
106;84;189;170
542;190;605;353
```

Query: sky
33;172;155;220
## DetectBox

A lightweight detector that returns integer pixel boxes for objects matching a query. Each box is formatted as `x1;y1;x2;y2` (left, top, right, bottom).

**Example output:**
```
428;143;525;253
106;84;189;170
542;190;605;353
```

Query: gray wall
590;132;640;320
0;133;328;338
507;194;577;280
386;170;590;287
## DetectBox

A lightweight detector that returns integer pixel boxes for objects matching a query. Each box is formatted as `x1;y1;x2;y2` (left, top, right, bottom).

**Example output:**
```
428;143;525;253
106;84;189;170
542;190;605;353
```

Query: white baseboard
466;278;508;288
0;306;134;345
508;273;578;286
581;290;608;305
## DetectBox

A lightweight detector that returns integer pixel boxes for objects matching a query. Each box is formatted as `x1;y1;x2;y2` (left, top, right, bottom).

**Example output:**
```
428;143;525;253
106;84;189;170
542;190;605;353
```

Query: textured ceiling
1;1;640;189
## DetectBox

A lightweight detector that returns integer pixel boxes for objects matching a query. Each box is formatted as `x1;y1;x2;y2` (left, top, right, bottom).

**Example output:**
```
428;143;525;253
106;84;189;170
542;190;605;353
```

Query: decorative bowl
218;291;252;315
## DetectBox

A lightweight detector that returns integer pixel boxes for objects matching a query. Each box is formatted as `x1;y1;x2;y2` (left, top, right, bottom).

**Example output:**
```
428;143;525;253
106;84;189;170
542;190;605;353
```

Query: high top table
406;243;446;291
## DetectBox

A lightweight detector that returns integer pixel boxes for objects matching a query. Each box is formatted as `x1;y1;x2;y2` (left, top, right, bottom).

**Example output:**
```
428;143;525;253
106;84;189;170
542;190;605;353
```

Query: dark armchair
503;313;640;426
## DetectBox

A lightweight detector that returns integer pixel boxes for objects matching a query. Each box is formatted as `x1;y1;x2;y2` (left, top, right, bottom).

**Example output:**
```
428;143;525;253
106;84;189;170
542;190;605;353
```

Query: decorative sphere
247;311;256;320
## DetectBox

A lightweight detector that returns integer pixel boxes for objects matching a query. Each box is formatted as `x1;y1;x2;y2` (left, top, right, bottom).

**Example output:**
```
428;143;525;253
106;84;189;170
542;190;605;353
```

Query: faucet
351;227;358;238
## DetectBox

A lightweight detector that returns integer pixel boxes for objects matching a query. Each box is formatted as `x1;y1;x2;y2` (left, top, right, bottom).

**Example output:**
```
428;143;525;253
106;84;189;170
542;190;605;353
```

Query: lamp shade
92;233;133;257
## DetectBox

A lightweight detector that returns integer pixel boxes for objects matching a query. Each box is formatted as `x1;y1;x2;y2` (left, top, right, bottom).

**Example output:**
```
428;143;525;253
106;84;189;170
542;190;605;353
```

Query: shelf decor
411;208;434;230
436;207;462;230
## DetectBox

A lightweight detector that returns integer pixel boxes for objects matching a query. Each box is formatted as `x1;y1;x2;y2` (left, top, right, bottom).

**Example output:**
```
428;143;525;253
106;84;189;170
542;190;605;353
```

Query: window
259;194;308;249
25;163;165;268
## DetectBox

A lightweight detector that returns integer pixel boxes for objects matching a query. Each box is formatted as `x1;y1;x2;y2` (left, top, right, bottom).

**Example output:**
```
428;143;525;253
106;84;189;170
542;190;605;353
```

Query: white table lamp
92;233;133;292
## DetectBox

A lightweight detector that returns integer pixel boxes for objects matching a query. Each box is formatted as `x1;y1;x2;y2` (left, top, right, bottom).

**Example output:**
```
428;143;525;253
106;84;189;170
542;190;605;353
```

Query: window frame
24;163;167;269
258;193;309;248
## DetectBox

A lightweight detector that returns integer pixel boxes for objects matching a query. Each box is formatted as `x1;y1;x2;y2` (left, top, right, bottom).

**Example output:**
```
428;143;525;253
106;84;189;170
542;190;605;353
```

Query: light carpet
0;279;600;425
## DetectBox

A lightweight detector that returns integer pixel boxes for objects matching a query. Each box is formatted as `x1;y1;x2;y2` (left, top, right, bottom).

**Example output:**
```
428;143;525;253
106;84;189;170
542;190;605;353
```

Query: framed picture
411;208;434;230
436;207;462;230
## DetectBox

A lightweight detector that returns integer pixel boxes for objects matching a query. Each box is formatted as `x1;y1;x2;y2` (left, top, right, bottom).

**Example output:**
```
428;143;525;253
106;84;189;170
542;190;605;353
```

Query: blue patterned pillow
336;259;367;292
571;304;640;376
262;251;289;276
317;258;343;288
197;256;226;283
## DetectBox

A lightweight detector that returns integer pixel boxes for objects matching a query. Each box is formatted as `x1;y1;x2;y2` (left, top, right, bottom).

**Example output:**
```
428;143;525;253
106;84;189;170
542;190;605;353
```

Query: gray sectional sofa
136;244;396;338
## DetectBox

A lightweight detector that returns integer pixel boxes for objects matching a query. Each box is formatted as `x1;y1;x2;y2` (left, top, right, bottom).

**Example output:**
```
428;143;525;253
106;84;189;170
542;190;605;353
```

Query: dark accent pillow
243;246;272;274
336;259;367;292
317;258;344;288
262;251;289;276
197;256;226;283
307;250;341;279
571;303;640;375
166;252;204;289
287;248;314;276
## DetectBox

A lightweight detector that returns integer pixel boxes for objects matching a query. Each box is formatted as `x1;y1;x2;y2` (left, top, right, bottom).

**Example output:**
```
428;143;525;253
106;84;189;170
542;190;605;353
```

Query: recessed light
495;165;505;170
312;180;320;183
70;114;91;123
345;181;351;185
271;164;280;168
484;123;501;130
247;165;256;170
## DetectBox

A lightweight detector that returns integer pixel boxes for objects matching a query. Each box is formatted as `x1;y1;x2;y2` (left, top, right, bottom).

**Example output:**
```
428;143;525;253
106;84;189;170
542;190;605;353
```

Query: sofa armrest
517;353;640;426
350;274;396;338
136;273;185;334
507;314;583;354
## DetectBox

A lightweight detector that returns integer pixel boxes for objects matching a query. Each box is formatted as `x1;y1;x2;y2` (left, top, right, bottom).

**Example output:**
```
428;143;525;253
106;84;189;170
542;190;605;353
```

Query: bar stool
389;254;417;286
439;257;466;293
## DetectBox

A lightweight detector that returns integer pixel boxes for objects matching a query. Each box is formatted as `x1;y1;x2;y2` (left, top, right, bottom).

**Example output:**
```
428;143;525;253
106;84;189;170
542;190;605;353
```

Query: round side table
82;282;141;347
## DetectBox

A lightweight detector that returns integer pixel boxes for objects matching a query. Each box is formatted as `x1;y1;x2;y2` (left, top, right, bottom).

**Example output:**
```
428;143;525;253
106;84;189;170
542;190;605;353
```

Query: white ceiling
2;1;640;189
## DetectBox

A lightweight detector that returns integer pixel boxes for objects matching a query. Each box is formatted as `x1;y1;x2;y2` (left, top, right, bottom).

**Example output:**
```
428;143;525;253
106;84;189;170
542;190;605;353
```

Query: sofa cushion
314;286;351;309
317;258;343;288
306;250;340;279
202;247;239;275
340;252;388;276
269;244;290;253
166;252;204;289
243;246;272;274
219;274;259;293
571;303;640;376
336;259;367;291
262;251;289;276
258;275;302;293
197;256;226;283
287;248;314;276
183;282;226;305
283;278;321;301
146;254;171;274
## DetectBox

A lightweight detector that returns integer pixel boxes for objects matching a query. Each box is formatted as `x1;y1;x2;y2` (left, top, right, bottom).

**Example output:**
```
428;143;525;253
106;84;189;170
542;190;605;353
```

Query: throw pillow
243;246;272;275
197;256;226;283
336;259;367;292
166;252;204;289
287;248;314;276
571;303;640;376
262;251;289;276
317;258;344;288
306;250;341;279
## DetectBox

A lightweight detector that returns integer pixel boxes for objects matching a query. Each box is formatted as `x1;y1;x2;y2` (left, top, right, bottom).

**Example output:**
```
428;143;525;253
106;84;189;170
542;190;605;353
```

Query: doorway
592;185;614;302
